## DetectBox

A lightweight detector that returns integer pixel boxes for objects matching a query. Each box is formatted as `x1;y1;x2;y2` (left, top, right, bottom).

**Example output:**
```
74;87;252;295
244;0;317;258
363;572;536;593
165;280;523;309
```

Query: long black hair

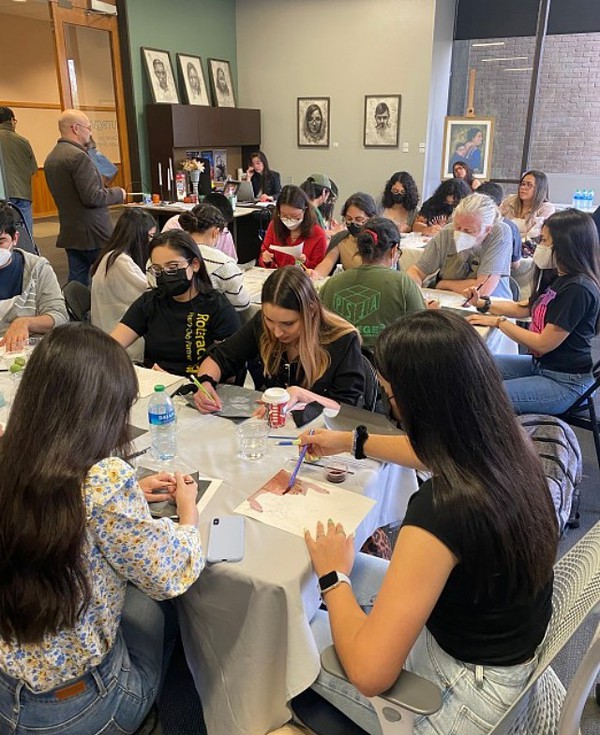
149;230;213;295
91;207;156;276
374;311;557;595
356;216;400;263
273;185;317;244
381;171;420;211
419;179;471;223
0;324;138;643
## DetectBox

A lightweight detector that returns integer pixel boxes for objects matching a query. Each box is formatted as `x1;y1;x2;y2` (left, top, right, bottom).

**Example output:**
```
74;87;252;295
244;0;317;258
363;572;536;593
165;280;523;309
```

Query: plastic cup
325;460;348;484
262;388;290;429
236;419;269;460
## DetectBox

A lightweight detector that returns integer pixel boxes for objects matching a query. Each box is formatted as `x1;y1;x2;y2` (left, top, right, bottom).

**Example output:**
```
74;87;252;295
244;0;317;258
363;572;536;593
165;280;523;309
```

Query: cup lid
262;387;290;404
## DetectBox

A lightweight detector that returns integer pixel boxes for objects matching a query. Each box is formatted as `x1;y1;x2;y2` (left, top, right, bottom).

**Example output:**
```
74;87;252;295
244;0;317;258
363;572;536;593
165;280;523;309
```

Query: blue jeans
310;553;538;735
9;198;33;236
0;585;169;734
495;354;594;415
66;248;100;286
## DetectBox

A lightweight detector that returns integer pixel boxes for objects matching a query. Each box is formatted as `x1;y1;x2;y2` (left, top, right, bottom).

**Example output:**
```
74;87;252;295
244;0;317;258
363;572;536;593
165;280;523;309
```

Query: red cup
262;388;290;429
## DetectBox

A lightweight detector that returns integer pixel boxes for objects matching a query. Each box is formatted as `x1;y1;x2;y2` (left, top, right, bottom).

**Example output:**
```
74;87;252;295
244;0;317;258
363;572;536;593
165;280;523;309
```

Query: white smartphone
206;516;245;563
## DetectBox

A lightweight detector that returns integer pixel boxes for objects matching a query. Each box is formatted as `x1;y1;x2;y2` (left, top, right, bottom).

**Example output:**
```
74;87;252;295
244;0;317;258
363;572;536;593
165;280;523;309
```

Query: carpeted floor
31;214;600;734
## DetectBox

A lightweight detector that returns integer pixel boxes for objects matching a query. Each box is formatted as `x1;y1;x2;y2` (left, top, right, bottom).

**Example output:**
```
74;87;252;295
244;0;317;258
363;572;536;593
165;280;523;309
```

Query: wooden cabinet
146;104;261;192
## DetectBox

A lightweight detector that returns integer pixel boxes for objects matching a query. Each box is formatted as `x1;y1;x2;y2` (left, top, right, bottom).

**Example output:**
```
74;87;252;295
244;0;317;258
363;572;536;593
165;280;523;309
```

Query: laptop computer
237;180;255;203
324;403;402;436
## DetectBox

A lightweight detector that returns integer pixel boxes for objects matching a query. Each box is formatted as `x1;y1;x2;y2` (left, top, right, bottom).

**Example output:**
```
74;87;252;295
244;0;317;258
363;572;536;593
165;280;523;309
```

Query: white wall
236;0;454;209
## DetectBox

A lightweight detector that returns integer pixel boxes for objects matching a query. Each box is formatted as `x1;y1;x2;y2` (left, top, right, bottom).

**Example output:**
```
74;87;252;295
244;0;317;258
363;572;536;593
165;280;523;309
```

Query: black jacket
251;170;282;199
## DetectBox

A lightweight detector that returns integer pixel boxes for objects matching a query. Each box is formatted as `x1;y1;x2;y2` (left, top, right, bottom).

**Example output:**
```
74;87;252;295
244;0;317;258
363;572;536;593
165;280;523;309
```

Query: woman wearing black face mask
380;171;420;233
111;231;240;375
312;192;377;279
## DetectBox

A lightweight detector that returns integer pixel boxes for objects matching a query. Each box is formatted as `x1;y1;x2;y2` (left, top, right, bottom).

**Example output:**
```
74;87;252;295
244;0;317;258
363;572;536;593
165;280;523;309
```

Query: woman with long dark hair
452;160;481;191
258;185;327;270
380;171;420;232
467;208;600;414
500;170;555;241
111;230;239;375
413;178;471;236
0;323;203;733
193;266;364;416
296;310;558;733
313;192;377;278
246;150;282;202
90;207;156;348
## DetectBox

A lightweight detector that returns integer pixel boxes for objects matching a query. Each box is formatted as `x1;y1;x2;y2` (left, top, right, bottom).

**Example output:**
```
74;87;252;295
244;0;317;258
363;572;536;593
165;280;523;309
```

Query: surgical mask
391;192;406;205
533;245;554;270
156;268;192;297
346;222;362;237
0;248;12;268
453;230;478;253
281;217;303;230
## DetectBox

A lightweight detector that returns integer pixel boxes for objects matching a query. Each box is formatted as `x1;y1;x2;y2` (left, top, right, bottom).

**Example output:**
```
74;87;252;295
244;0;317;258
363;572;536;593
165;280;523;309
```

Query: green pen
191;375;217;403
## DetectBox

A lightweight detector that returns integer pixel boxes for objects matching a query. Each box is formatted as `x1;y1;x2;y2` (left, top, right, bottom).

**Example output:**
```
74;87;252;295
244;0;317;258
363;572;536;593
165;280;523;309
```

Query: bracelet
496;316;507;329
477;295;491;314
197;373;218;390
354;425;369;460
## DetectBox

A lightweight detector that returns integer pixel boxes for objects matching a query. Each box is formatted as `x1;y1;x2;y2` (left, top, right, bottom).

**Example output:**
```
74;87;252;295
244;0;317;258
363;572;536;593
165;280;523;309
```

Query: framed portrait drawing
177;54;210;106
364;95;401;147
208;59;236;108
142;47;179;104
442;117;494;180
297;97;330;147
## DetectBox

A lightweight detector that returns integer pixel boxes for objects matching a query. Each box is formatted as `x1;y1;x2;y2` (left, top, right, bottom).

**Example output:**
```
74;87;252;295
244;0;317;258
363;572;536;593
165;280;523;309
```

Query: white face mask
453;230;478;253
0;247;13;267
281;217;303;230
533;244;554;270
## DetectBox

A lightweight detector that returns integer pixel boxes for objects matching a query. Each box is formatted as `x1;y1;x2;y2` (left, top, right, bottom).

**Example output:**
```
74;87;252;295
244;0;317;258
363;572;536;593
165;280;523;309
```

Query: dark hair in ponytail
178;203;225;235
356;216;400;263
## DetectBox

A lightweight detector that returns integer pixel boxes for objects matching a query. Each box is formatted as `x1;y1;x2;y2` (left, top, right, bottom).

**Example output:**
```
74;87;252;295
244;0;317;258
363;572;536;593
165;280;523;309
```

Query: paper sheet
134;365;184;398
268;243;304;258
138;467;223;519
235;469;375;538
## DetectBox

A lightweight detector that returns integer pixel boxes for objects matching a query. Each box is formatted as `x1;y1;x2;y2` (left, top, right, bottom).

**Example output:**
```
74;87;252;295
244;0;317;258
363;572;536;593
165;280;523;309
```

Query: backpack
518;414;582;535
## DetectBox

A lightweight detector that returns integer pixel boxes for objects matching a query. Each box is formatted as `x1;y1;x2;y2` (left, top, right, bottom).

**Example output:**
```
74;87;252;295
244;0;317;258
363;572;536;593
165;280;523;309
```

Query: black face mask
156;268;192;297
391;192;406;205
346;222;362;237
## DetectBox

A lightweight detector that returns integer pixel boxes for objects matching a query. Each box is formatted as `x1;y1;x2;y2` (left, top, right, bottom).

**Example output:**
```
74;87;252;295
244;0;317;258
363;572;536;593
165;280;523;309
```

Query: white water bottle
590;190;596;212
148;385;177;461
572;190;581;209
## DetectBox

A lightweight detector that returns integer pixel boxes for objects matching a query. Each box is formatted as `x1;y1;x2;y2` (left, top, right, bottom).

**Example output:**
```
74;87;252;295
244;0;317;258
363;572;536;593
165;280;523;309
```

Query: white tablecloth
128;398;418;735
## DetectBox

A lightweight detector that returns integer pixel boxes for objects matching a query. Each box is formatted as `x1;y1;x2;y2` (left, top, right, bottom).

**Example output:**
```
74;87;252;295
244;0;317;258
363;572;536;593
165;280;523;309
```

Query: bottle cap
262;387;290;405
154;385;165;392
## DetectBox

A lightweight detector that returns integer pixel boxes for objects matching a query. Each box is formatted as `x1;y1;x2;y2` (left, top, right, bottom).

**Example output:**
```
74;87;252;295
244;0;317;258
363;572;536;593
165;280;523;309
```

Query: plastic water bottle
581;189;589;211
148;385;177;460
572;190;581;210
586;189;594;212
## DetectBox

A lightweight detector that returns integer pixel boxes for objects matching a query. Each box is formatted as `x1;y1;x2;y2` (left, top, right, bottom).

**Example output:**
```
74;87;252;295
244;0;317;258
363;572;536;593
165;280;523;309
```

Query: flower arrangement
181;158;205;172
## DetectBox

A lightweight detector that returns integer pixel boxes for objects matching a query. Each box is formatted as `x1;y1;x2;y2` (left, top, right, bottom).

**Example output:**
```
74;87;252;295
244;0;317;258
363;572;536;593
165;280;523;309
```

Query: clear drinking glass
236;419;269;460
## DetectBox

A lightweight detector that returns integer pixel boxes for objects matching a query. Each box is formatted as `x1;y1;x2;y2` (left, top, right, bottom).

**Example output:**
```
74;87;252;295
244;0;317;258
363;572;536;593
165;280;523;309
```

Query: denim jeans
495;354;594;415
66;248;101;286
0;585;169;734
310;553;538;735
9;199;33;236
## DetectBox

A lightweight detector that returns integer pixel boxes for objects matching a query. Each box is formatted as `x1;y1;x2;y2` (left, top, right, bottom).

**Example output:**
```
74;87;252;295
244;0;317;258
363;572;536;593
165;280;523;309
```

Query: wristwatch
477;295;491;314
353;425;369;460
318;570;352;596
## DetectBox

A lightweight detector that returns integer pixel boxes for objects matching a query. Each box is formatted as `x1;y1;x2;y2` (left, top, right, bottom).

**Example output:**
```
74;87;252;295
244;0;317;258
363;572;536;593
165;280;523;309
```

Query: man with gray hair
44;109;125;285
0;107;37;235
406;192;513;299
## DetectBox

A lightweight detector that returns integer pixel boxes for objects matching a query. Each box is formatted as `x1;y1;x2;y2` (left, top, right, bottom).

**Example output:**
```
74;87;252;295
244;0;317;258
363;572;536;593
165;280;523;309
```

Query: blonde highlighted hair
260;267;357;388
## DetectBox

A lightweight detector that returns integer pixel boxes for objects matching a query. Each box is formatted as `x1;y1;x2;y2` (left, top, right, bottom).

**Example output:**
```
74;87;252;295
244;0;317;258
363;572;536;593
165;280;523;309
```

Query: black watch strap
354;425;369;460
196;373;218;390
477;295;491;314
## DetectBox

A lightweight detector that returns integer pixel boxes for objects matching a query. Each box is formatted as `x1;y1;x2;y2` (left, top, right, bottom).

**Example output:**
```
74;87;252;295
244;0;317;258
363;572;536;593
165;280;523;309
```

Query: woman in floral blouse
0;323;204;734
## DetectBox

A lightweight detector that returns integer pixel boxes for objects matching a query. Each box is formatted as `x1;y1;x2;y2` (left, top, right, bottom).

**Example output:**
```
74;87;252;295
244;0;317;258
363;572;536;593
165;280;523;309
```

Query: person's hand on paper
151;363;167;372
259;194;272;203
174;472;199;526
298;253;307;264
305;519;355;577
1;318;30;352
138;472;176;503
298;427;352;459
261;249;274;265
193;381;223;413
461;285;483;308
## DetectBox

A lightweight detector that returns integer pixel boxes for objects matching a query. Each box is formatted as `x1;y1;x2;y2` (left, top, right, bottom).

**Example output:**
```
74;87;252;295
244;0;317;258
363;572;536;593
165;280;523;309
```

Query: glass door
50;3;131;190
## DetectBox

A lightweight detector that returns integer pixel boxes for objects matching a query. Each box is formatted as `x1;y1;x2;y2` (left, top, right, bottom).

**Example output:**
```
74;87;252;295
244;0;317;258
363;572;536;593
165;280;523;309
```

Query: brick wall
449;33;600;182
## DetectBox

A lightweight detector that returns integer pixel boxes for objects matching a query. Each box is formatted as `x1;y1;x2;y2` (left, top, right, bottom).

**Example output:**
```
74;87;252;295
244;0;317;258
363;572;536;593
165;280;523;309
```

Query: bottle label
148;408;175;425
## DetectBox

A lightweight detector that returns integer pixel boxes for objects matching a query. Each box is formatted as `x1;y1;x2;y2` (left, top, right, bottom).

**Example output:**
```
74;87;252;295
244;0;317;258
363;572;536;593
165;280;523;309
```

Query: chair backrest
509;276;521;301
361;351;378;413
62;281;91;322
558;619;600;735
4;201;39;255
491;521;600;734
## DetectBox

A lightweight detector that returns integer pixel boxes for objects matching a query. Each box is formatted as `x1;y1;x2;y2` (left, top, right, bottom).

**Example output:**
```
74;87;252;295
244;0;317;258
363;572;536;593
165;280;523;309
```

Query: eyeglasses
519;182;535;189
76;123;92;132
344;218;368;226
147;261;189;277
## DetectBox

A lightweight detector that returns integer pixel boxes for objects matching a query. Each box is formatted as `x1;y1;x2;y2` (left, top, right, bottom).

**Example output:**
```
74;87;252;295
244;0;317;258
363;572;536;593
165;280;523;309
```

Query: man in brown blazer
44;109;125;285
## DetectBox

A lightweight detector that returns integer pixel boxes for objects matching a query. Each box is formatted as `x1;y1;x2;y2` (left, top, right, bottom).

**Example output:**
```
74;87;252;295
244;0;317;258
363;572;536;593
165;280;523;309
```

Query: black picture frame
177;53;210;106
141;47;179;104
297;97;330;148
363;95;401;148
208;58;236;108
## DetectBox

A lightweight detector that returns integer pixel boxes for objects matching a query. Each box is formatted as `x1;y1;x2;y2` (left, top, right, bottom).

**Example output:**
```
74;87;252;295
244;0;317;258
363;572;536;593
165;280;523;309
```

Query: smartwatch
318;570;352;596
477;295;491;314
353;425;369;460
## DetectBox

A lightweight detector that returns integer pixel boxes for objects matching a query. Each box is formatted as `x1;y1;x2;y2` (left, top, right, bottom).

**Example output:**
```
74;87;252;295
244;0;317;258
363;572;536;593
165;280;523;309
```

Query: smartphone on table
207;515;245;563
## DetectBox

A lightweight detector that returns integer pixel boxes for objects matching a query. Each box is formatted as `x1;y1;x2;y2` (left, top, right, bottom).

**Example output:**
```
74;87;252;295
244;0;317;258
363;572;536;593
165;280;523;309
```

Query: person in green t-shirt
319;217;425;349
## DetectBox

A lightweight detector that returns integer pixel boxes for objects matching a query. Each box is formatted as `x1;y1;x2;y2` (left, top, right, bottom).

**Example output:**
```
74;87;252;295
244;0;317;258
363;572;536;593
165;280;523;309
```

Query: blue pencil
283;430;314;494
275;440;300;446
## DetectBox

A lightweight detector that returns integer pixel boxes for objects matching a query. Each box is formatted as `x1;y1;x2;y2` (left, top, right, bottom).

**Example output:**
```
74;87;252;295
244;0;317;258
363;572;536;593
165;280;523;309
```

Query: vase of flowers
181;158;204;196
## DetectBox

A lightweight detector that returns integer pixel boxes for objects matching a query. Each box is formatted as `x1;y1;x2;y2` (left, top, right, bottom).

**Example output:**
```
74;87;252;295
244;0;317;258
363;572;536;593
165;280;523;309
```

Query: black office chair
558;360;600;471
62;281;91;322
4;200;39;255
361;351;379;413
